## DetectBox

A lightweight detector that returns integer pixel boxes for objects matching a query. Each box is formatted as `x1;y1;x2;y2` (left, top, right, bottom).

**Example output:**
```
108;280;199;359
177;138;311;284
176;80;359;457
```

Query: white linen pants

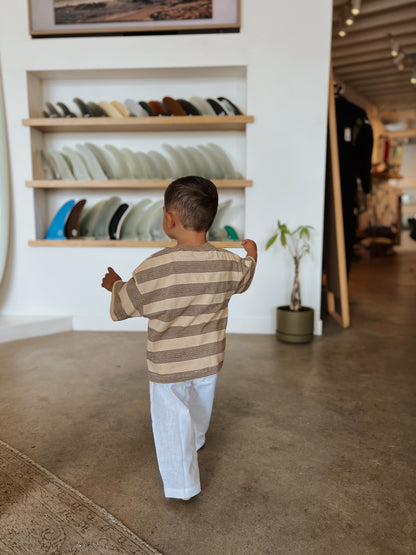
149;374;217;499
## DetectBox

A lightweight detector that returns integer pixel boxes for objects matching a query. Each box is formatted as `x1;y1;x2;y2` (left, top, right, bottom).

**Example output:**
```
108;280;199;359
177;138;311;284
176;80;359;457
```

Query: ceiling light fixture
392;51;405;71
350;0;361;16
394;52;406;65
390;39;400;57
336;18;347;37
344;5;354;26
411;70;416;85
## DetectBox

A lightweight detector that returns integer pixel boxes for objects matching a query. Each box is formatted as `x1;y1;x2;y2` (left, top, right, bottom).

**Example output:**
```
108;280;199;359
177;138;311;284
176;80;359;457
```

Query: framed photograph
28;0;240;37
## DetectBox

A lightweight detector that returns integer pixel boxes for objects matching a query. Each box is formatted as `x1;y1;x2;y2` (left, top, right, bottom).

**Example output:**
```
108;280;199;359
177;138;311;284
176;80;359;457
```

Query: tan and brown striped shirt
110;243;256;383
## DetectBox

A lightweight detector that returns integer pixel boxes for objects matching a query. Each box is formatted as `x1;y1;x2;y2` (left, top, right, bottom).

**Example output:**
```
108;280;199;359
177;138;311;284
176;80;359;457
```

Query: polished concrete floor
0;252;415;554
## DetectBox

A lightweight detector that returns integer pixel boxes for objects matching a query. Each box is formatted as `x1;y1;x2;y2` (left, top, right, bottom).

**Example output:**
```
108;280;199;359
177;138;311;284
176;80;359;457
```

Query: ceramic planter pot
276;305;314;343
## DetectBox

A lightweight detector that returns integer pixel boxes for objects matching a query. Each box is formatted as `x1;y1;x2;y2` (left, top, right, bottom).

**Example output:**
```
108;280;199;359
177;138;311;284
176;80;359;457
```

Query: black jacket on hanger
335;94;373;274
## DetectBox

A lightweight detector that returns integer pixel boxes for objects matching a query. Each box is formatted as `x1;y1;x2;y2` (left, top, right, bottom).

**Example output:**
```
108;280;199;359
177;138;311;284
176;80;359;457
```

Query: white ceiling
332;0;416;120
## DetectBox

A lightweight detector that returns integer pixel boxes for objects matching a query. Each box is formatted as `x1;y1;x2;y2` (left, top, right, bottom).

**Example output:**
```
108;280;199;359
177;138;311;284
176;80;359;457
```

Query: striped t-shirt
110;243;256;383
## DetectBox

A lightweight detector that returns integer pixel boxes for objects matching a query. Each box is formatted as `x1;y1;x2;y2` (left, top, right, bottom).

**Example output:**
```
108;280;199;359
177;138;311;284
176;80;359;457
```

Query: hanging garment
335;94;374;274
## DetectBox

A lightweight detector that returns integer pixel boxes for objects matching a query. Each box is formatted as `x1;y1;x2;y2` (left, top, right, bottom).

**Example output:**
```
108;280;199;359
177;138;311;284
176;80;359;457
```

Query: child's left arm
101;267;122;292
242;239;258;262
235;240;257;294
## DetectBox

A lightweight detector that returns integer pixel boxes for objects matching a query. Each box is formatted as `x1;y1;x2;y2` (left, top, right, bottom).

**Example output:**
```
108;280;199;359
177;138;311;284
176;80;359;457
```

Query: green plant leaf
266;234;278;250
266;222;313;255
278;221;288;234
300;226;310;239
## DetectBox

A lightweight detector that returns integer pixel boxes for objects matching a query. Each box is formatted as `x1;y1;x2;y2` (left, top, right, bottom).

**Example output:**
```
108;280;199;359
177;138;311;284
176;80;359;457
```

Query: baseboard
227;315;323;336
0;314;323;340
314;318;323;335
73;314;323;336
73;315;147;332
0;315;73;343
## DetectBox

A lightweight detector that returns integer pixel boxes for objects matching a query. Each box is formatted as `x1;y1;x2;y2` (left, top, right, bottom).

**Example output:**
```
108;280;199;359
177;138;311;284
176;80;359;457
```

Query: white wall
400;143;416;189
0;0;333;335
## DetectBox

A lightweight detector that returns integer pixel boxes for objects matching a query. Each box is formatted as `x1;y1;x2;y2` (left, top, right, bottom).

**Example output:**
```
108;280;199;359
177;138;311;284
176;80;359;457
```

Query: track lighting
387;36;416;84
392;48;405;70
334;1;362;39
394;59;405;71
393;52;406;66
336;18;347;37
390;39;400;58
350;0;361;16
345;14;354;27
344;5;354;26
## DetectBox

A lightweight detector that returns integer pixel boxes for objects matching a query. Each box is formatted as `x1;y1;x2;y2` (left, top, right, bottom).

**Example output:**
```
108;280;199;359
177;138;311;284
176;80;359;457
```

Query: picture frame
28;0;240;38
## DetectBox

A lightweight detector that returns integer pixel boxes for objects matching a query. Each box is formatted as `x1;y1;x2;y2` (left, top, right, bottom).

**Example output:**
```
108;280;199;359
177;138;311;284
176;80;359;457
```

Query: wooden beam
386;128;416;139
335;47;416;70
332;49;400;67
366;91;416;101
332;34;416;59
334;60;394;74
333;0;415;11
353;84;415;96
332;20;416;48
336;6;416;34
348;74;415;87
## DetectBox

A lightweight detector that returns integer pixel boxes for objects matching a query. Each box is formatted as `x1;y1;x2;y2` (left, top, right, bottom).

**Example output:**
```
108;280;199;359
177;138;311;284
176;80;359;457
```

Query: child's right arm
102;266;144;322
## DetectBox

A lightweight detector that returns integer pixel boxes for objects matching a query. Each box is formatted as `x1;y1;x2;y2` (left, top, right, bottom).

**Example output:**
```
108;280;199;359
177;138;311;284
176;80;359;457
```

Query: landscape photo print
29;0;240;36
54;0;213;25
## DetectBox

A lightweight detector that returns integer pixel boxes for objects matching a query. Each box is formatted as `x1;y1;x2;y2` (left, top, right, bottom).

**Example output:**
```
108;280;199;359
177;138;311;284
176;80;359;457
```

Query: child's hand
242;239;258;262
101;267;122;292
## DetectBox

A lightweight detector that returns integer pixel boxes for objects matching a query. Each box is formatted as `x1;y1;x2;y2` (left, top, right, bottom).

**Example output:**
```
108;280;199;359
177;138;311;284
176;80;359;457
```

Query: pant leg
149;380;200;499
188;374;218;450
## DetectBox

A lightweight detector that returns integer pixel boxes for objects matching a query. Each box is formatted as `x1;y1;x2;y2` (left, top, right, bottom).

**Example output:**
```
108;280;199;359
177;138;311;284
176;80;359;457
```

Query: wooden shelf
28;240;243;248
22;115;254;133
26;179;252;189
385;129;416;140
372;172;403;181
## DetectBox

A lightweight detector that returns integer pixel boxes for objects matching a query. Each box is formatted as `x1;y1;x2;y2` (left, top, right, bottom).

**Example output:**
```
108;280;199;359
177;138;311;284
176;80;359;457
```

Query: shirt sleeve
235;255;256;294
110;277;144;321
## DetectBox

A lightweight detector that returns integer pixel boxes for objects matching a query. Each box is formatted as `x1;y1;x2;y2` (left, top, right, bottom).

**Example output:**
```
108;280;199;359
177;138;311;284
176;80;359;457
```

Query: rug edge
0;438;162;555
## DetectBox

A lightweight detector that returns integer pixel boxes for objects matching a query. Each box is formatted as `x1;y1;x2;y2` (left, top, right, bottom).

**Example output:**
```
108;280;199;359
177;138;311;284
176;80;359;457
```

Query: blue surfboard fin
45;200;75;239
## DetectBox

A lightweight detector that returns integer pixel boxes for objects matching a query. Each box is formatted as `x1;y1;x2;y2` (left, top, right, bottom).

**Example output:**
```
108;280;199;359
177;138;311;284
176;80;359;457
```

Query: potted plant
266;221;314;343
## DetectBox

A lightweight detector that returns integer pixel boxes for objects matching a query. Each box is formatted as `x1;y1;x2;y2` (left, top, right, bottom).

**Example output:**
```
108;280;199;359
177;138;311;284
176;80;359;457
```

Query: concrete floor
0;252;415;554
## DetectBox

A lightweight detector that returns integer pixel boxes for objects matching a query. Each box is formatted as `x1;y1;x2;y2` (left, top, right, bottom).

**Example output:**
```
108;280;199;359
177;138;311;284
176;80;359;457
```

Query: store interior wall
0;0;333;335
400;144;416;190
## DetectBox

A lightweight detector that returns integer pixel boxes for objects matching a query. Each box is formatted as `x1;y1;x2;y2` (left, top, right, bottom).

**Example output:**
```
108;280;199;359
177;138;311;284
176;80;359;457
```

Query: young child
101;176;257;500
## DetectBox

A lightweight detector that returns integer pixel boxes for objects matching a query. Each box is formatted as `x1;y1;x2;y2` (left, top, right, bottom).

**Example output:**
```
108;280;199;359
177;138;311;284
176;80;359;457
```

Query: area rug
0;439;161;554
